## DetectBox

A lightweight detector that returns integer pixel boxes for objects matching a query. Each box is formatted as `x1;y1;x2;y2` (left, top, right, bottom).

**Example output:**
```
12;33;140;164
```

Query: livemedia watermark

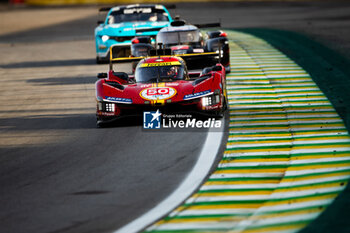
143;110;223;132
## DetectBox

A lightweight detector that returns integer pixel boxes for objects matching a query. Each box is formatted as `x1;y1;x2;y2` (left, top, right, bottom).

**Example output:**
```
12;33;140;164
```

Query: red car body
95;56;226;125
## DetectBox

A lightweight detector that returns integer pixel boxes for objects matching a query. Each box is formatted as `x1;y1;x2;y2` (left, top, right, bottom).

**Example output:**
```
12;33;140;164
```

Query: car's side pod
202;64;223;75
205;35;230;70
194;64;223;86
212;65;223;71
108;71;130;84
193;75;211;86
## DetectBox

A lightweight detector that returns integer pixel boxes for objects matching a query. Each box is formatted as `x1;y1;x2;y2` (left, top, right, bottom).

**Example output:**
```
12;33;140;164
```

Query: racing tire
225;65;231;74
215;93;228;118
96;56;103;64
223;95;228;111
96;118;108;128
96;56;109;64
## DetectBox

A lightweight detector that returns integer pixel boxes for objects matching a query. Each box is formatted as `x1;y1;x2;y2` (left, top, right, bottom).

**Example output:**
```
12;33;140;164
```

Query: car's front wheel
96;56;104;64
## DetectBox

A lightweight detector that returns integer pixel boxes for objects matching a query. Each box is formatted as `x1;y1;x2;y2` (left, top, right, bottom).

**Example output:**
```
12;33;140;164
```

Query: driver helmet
167;66;179;77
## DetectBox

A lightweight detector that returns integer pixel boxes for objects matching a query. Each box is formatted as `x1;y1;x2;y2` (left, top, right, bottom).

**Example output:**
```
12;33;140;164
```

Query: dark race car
95;56;227;127
125;19;230;73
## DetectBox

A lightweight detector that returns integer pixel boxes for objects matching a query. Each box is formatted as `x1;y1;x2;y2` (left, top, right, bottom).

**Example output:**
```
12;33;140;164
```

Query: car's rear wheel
96;56;109;64
96;56;103;64
214;94;227;118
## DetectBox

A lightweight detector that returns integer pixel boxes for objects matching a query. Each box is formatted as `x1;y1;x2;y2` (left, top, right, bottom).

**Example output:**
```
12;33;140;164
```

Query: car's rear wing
98;4;176;25
108;46;221;71
99;4;176;12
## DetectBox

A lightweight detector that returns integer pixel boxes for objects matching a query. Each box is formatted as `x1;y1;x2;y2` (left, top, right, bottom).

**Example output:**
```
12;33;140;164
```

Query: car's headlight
98;101;115;112
201;96;212;106
101;35;109;42
202;91;220;106
105;103;115;112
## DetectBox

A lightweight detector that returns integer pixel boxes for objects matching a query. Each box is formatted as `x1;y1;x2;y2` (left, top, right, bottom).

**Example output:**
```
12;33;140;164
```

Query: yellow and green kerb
144;31;350;233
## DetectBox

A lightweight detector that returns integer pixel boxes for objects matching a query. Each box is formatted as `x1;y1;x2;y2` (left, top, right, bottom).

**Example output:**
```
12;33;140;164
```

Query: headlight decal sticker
183;90;212;100
104;96;132;104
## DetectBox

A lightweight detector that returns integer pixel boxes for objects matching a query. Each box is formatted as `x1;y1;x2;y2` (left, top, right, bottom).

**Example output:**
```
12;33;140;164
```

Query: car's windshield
108;7;169;24
135;63;185;83
157;30;201;46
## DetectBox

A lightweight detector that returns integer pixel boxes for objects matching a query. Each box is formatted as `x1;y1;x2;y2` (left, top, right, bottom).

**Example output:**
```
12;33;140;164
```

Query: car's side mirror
97;20;104;25
201;67;212;75
97;72;107;79
212;65;222;71
112;72;128;80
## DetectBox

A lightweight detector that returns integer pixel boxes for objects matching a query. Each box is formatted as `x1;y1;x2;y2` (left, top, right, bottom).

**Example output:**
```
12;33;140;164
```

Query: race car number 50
140;87;177;100
147;88;169;95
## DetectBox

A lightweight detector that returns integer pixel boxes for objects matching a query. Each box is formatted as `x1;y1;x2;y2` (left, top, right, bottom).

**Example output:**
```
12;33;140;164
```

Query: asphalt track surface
1;1;350;233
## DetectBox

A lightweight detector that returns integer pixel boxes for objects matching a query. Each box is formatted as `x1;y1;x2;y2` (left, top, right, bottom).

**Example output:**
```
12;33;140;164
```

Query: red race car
95;56;227;126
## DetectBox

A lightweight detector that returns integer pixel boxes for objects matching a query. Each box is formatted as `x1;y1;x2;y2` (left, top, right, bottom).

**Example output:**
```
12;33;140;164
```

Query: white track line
114;118;225;233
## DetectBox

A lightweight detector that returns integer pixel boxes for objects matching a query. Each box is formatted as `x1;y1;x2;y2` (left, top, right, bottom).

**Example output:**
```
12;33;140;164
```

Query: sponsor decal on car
165;83;179;87
140;61;181;67
140;87;177;101
141;84;153;88
104;96;132;104
124;8;152;14
193;48;204;53
183;90;211;100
